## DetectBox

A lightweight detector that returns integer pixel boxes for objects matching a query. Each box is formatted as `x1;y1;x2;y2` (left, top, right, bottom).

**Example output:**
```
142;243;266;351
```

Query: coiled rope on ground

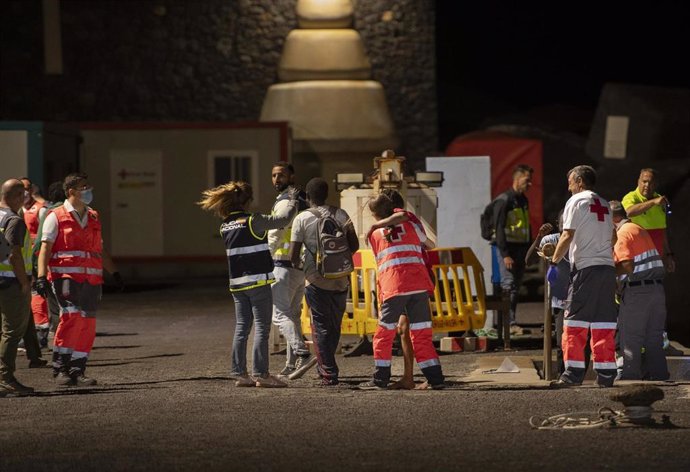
529;406;662;429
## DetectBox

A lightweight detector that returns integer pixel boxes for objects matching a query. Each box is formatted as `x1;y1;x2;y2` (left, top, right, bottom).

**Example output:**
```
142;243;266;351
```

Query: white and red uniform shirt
562;190;614;270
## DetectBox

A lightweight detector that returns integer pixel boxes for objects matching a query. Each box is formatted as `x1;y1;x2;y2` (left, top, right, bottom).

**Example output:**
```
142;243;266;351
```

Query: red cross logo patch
589;197;609;222
384;224;406;242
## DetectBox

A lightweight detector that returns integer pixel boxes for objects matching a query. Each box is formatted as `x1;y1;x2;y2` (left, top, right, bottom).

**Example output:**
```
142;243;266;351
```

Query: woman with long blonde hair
198;181;298;388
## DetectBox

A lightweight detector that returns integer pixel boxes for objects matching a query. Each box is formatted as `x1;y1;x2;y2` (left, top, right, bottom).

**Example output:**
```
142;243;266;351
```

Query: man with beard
267;162;315;380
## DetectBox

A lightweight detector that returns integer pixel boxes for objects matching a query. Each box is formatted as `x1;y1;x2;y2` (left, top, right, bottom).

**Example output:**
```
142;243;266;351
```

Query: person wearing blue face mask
35;173;121;386
79;187;93;205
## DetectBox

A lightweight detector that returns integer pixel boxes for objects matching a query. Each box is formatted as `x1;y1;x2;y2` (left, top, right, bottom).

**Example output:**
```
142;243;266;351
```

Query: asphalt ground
2;279;690;472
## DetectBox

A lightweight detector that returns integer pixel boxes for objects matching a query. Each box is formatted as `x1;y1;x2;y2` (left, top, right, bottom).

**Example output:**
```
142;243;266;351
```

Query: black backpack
307;207;354;279
480;193;508;241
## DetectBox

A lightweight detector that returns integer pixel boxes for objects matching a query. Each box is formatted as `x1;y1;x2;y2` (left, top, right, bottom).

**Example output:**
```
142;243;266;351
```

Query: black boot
51;351;71;378
69;357;96;386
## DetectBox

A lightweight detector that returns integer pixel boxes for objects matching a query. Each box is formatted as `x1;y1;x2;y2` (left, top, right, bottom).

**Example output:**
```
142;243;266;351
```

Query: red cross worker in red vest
359;193;445;390
549;165;618;388
35;173;119;387
20;177;50;346
364;189;434;389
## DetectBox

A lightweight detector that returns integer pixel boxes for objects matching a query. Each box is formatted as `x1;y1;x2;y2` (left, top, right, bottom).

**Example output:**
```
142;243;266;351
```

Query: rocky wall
0;0;437;168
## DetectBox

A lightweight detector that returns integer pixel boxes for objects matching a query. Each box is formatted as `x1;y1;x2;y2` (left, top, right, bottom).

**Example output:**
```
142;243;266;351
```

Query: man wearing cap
610;200;669;380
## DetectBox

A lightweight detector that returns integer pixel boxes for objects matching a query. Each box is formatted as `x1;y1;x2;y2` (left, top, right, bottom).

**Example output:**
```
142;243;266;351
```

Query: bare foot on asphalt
389;379;415;390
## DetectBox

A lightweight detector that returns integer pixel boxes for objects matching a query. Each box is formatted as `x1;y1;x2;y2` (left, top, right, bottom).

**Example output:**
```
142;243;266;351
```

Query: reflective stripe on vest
52;250;101;259
505;207;530;243
226;243;269;256
378;256;426;273
619;222;666;283
375;244;423;261
51;267;103;275
376;243;426;271
229;272;274;286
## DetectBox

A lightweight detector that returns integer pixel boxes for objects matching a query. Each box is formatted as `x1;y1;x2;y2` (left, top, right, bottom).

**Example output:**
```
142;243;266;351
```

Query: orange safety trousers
373;324;438;364
31;292;49;329
562;320;617;371
54;310;96;357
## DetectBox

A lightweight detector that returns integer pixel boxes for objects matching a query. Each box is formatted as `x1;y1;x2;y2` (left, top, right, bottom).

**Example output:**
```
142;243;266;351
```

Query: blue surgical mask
80;189;93;205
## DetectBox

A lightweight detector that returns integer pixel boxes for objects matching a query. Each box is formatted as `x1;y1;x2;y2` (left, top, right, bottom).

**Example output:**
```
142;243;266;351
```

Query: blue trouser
494;243;529;324
230;284;273;377
304;284;346;383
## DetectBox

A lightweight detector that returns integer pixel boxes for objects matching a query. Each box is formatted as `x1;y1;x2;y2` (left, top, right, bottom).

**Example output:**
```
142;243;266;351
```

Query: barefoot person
360;193;444;390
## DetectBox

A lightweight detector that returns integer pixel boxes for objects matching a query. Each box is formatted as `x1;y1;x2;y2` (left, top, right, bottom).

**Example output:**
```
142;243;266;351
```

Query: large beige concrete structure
279;29;371;81
260;0;397;195
296;0;354;28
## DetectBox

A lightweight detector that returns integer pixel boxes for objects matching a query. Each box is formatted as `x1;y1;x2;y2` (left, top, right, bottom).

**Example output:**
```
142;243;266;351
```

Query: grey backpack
308;207;354;279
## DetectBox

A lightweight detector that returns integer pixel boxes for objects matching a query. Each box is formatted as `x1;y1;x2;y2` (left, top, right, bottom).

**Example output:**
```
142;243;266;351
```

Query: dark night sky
435;1;690;145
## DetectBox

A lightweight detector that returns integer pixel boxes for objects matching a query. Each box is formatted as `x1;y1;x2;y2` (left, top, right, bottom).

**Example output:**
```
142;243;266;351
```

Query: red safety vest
48;206;103;285
370;220;434;302
23;201;45;242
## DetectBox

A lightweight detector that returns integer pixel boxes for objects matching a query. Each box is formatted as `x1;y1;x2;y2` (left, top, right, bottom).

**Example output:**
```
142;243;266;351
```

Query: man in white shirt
549;165;618;388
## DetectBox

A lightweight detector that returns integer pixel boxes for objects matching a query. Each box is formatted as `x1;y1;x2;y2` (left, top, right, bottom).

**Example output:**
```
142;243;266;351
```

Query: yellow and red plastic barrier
301;247;487;337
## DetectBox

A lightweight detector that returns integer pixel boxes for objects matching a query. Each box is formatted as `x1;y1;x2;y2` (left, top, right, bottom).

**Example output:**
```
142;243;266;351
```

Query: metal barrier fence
300;247;487;337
